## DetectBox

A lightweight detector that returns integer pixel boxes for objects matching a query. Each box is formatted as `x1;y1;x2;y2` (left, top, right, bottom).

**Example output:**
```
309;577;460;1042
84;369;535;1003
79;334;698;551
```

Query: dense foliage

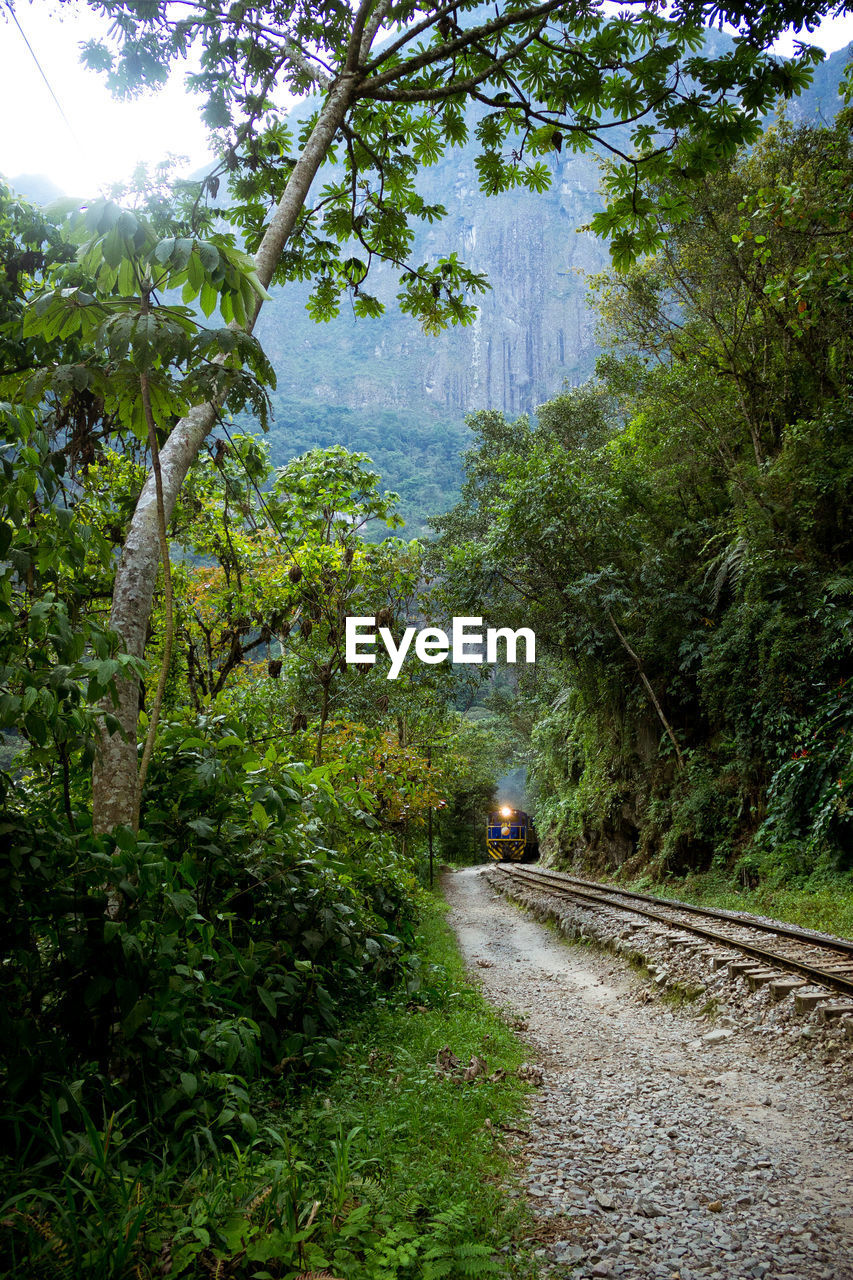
434;110;853;886
76;0;842;837
0;177;507;1276
4;0;853;1262
259;398;470;539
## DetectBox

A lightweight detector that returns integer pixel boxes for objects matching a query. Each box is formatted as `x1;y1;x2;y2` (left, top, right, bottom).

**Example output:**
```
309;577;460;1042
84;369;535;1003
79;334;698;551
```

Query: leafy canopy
79;0;834;286
433;111;853;876
9;195;275;442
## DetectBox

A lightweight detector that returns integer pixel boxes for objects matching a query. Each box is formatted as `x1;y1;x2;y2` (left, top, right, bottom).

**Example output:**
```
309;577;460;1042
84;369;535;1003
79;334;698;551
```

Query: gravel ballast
443;866;853;1280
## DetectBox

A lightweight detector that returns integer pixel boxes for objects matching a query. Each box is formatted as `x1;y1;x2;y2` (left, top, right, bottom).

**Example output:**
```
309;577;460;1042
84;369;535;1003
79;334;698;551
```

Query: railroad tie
728;958;758;980
769;976;808;1002
794;988;832;1014
816;1002;853;1025
745;968;784;992
709;952;740;971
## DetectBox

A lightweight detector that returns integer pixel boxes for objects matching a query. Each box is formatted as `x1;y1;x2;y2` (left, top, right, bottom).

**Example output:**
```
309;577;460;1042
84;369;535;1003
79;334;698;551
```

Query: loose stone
444;868;853;1280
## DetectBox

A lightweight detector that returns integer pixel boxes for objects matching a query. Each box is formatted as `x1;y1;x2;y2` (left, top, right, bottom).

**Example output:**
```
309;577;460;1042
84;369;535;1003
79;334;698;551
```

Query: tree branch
135;351;175;829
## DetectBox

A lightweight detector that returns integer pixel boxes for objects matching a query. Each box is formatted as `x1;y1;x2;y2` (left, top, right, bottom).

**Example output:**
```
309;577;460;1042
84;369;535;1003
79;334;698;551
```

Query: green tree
7;193;275;828
433;111;853;873
178;440;421;763
0;183;144;812
67;0;834;828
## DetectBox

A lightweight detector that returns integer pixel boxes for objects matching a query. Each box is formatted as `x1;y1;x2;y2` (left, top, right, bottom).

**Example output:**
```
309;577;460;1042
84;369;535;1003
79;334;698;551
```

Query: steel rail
511;866;853;957
496;864;853;1001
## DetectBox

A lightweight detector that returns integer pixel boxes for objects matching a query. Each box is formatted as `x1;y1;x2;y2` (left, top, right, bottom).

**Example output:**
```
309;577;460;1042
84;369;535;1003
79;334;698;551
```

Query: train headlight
500;806;512;818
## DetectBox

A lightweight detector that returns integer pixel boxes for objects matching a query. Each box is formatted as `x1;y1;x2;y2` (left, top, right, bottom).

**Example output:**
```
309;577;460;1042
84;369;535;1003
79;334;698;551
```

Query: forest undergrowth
1;898;538;1280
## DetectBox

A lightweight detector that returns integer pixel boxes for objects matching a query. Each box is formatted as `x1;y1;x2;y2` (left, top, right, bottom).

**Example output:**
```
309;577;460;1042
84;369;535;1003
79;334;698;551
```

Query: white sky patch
0;1;213;194
0;2;852;197
771;9;853;56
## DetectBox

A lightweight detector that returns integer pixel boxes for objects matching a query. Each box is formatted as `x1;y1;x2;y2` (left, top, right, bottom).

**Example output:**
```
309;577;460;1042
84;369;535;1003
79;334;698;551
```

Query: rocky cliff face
402;149;608;417
255;145;609;426
255;42;851;436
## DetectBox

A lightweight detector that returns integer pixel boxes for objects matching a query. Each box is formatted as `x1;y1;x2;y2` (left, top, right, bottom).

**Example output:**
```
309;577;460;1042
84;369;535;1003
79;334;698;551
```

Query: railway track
495;864;853;1017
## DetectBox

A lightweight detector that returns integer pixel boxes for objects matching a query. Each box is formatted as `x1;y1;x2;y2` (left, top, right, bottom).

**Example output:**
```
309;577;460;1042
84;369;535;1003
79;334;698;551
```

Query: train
486;805;539;862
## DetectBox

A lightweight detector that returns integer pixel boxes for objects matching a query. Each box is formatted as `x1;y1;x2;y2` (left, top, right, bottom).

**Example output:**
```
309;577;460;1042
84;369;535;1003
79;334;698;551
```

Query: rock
452;867;853;1280
637;1195;666;1217
554;1243;585;1263
702;1029;733;1045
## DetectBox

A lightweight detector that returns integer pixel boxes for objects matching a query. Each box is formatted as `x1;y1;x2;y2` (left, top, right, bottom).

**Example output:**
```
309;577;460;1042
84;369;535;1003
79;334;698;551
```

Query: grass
1;896;539;1280
616;868;853;940
659;982;704;1009
310;896;538;1276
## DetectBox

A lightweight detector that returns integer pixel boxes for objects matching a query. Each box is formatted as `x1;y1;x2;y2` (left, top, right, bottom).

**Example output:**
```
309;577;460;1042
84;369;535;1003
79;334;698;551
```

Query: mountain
7;39;851;537
255;41;852;535
255;137;607;534
4;173;64;204
256;143;605;420
784;38;851;123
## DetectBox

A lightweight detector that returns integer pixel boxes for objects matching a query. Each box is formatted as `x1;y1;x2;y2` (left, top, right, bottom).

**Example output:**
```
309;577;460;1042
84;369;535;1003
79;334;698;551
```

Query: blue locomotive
486;805;539;862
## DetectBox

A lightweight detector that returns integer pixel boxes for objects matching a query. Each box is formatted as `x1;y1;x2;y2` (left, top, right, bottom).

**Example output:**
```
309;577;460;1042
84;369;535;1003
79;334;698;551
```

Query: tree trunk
93;71;360;831
314;675;332;766
605;609;685;773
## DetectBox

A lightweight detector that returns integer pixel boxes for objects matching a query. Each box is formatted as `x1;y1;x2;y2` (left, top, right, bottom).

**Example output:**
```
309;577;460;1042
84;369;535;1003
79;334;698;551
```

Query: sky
1;2;213;194
1;1;852;196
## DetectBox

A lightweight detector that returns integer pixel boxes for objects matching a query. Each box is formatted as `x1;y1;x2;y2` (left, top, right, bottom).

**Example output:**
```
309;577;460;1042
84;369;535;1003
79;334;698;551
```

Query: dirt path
443;866;853;1280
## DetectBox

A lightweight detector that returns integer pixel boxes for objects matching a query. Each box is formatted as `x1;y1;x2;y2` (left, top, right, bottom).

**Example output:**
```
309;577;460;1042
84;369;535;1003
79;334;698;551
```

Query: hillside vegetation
434;113;853;896
2;0;852;1269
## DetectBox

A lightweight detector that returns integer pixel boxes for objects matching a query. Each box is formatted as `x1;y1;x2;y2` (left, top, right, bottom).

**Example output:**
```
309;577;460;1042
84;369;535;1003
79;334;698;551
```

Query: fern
824;574;853;598
420;1208;501;1280
704;536;749;610
423;1241;501;1280
7;1211;71;1280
